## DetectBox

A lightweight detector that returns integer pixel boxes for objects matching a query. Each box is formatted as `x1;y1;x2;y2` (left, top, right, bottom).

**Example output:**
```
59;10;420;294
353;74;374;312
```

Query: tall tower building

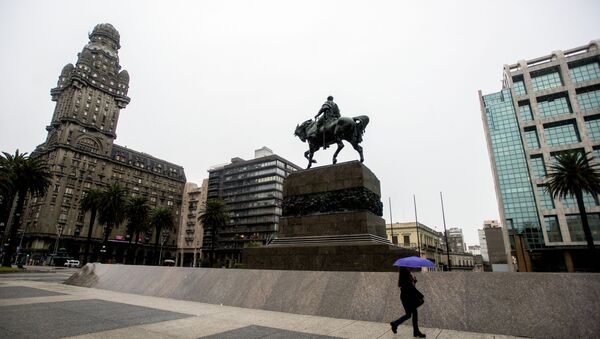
19;24;186;264
205;147;301;266
446;227;465;253
480;40;600;271
46;23;129;155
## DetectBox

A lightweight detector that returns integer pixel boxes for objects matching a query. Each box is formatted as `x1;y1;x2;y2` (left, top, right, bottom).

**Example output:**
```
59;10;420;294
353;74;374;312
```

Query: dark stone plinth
244;161;414;271
243;242;413;272
279;211;386;238
282;160;381;197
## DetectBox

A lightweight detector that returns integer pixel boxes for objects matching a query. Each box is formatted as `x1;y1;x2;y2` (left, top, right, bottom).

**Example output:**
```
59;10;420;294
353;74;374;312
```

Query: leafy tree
149;206;175;265
546;151;600;270
80;188;103;265
1;151;51;267
97;183;127;263
198;199;228;267
124;195;150;264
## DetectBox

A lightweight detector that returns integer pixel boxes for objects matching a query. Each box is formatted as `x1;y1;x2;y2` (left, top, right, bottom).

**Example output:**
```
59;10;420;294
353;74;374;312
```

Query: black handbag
414;290;425;308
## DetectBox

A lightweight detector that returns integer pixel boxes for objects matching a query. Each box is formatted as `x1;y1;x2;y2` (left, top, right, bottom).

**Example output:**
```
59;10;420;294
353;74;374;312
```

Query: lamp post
53;225;64;256
158;230;169;265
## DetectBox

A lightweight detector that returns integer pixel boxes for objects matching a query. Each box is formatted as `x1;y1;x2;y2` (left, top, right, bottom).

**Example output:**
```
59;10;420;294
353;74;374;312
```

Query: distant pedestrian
390;267;426;337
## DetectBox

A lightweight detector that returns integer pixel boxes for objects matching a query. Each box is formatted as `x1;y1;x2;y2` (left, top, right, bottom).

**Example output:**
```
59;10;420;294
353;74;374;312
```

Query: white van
64;260;80;268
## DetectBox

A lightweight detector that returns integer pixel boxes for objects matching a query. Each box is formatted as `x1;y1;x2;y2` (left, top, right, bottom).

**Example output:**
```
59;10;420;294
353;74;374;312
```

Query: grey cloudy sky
1;0;599;246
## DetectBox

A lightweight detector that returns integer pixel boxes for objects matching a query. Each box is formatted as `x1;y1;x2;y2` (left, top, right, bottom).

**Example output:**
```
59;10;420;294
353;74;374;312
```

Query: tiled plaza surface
0;270;523;338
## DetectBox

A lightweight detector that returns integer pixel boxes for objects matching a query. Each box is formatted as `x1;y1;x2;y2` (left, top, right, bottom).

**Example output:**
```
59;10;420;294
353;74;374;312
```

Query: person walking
390;266;426;337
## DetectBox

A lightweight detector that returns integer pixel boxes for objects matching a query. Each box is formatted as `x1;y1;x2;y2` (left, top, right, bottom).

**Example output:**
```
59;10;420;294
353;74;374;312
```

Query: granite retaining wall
65;264;600;338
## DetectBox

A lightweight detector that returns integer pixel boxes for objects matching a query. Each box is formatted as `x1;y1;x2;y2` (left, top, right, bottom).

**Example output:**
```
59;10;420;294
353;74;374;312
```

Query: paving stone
0;299;191;339
202;325;341;339
0;285;65;299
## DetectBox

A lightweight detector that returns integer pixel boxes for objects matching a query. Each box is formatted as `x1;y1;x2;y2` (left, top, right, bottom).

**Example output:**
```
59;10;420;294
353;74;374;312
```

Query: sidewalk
0;278;524;339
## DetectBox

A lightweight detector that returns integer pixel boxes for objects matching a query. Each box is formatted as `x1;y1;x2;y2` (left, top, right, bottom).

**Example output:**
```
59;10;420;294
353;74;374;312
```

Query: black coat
399;273;424;310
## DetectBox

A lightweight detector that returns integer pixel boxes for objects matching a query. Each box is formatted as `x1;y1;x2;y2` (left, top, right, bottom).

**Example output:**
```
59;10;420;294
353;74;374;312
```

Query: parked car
64;260;80;268
162;259;175;266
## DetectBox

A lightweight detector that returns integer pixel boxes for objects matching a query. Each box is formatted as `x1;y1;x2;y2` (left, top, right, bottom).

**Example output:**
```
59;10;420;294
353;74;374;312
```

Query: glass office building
480;40;600;271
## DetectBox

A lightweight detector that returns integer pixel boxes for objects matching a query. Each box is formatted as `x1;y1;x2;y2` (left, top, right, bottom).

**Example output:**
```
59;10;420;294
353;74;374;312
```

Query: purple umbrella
393;256;435;268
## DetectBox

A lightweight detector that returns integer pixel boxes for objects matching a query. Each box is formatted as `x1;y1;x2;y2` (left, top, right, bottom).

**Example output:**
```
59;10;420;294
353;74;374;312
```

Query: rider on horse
309;96;341;149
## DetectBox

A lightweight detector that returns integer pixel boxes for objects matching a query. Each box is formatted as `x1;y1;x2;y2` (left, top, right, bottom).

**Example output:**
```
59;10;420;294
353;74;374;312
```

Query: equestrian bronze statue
294;96;370;169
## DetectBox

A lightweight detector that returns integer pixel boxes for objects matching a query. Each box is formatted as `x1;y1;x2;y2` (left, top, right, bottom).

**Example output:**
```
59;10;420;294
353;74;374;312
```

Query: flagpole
413;195;421;257
389;197;394;244
440;191;452;271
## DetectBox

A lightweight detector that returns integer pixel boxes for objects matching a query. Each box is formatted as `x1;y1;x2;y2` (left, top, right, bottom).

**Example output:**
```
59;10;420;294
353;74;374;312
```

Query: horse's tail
352;115;369;143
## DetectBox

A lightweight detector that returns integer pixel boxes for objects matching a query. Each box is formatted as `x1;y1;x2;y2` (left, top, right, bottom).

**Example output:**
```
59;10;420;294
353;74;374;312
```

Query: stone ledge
66;264;600;339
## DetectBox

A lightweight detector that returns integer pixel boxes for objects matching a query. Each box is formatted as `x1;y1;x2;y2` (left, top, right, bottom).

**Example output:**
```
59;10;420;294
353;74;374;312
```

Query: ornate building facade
19;23;186;264
176;180;208;267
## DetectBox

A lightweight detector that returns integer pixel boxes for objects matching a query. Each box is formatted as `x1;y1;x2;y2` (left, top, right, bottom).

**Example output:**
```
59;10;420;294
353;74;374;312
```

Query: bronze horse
294;115;369;169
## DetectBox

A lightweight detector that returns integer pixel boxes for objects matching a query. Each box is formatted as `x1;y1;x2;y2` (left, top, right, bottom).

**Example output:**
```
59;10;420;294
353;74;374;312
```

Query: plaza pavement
0;269;524;339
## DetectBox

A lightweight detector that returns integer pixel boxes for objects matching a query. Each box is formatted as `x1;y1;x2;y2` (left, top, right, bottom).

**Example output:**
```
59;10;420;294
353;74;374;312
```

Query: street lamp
53;224;64;256
158;230;169;265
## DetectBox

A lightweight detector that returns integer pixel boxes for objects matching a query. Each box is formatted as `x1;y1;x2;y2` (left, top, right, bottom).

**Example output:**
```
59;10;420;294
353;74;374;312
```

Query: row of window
544;214;600;242
512;59;600;96
523;119;596;149
518;89;600;124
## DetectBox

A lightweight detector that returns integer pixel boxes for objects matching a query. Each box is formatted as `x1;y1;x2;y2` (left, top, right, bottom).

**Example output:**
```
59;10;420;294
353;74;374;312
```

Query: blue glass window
544;215;563;242
530;155;546;179
569;60;600;83
531;67;563;91
513;77;527;96
585;116;600;141
544;120;580;146
524;128;540;149
537;93;572;118
538;186;555;209
594;147;600;164
519;102;534;121
577;86;600;111
566;214;600;241
483;89;543;250
560;192;599;209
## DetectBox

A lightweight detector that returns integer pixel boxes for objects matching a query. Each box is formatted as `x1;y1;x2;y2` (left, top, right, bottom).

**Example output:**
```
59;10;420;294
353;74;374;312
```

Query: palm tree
546;151;600;270
149;206;175;265
124;195;150;264
0;154;15;231
97;183;127;263
198;199;228;268
1;151;51;267
80;188;103;265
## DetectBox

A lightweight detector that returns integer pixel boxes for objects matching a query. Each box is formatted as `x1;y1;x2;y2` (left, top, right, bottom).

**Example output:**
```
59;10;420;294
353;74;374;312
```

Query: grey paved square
0;286;65;299
0;299;192;338
201;325;342;339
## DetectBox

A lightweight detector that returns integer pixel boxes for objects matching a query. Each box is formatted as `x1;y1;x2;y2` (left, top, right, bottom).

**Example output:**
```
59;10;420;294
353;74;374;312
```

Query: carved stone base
243;241;415;272
279;211;386;238
243;161;416;271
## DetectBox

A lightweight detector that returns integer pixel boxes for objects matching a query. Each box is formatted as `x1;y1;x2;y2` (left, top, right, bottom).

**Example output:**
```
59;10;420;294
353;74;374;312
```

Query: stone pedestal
243;161;415;271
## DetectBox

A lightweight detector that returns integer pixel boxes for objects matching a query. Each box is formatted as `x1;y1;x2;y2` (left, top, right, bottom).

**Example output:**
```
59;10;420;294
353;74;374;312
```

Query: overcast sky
1;0;599;246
